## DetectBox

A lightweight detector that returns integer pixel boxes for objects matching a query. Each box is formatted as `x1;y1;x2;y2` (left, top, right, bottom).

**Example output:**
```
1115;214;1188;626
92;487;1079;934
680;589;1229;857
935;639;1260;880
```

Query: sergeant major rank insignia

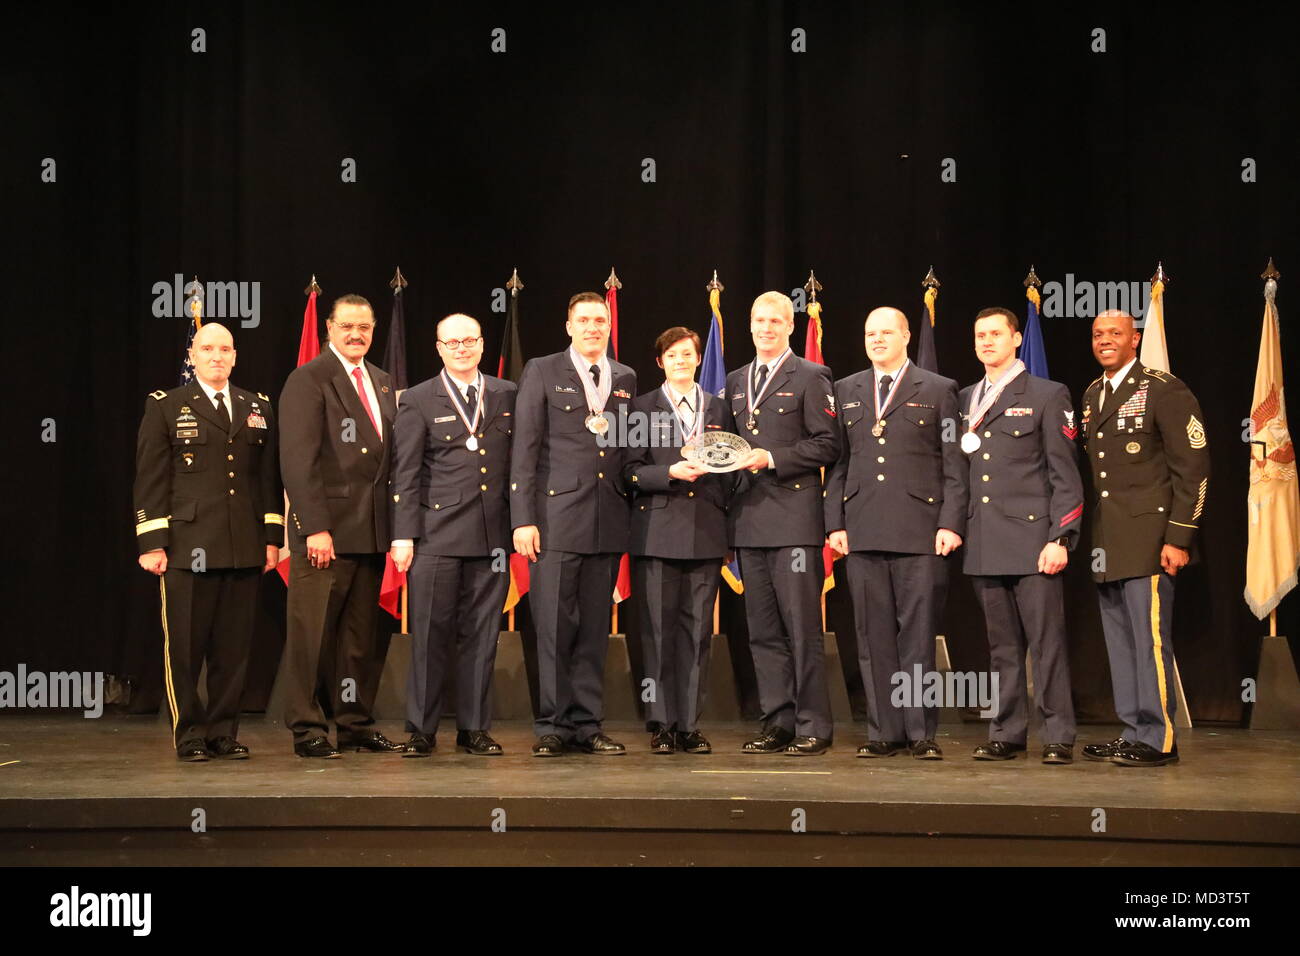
1186;414;1207;449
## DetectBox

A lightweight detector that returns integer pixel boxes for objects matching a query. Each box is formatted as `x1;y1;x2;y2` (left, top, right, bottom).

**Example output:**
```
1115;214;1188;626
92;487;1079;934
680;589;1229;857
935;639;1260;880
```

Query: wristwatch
1052;536;1070;548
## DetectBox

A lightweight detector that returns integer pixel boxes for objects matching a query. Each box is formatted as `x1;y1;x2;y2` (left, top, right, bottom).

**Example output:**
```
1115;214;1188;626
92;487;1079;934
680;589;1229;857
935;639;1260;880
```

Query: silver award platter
683;431;751;473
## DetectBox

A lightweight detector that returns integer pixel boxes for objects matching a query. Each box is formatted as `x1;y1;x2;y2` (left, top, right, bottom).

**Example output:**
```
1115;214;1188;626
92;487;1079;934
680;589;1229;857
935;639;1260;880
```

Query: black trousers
158;565;260;748
737;546;833;740
970;572;1076;745
405;552;509;735
527;549;619;742
633;556;719;733
282;552;385;744
846;550;947;743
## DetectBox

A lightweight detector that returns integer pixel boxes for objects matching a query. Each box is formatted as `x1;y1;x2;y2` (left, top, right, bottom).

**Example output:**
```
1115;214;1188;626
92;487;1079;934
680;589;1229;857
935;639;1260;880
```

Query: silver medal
466;435;479;451
961;431;981;454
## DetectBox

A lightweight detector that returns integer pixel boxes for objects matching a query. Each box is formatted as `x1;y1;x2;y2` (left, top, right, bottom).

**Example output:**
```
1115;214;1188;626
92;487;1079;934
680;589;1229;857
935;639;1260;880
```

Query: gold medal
872;420;885;437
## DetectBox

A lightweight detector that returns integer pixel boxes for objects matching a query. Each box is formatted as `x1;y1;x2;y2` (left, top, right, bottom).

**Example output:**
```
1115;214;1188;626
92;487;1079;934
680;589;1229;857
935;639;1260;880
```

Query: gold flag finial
706;269;724;293
506;267;524;296
1261;257;1280;280
1151;261;1170;285
604;267;623;291
304;274;321;296
1023;265;1042;289
188;275;203;322
921;265;940;289
804;269;823;302
389;267;408;292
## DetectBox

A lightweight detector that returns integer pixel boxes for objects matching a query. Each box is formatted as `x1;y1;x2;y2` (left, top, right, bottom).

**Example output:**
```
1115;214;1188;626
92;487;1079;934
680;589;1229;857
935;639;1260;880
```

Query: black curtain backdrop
5;1;1297;724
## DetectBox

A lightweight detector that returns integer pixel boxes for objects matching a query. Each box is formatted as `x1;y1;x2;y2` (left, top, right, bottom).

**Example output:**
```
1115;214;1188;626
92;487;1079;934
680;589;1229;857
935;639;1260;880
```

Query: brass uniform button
981;496;990;503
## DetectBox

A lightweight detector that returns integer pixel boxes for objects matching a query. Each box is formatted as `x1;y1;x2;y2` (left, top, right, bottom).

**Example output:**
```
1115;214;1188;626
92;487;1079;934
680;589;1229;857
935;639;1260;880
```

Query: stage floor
1;715;1297;865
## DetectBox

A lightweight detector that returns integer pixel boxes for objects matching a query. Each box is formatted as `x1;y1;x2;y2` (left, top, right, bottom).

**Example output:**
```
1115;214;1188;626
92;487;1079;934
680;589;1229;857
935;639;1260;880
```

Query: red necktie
352;366;382;439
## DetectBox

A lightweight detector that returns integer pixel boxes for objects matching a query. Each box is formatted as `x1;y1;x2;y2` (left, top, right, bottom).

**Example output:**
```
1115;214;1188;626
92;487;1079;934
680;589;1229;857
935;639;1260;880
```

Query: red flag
379;556;404;618
604;274;632;604
277;287;323;586
804;299;836;595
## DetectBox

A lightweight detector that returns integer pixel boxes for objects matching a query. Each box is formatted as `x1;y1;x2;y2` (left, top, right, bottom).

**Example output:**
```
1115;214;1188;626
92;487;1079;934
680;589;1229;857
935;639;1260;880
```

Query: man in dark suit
624;326;731;754
959;307;1083;764
1079;310;1210;767
825;307;967;759
510;291;636;757
389;314;516;757
134;322;282;761
725;291;840;756
278;293;404;758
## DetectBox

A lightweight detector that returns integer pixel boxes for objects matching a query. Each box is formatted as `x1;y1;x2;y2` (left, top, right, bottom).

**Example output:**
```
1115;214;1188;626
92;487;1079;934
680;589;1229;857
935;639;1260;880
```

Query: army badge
1126;441;1141;454
1187;415;1207;449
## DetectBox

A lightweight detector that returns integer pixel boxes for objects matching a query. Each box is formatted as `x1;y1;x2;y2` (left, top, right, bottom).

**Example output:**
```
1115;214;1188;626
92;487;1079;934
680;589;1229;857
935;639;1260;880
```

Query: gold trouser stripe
1149;575;1175;752
264;513;285;525
136;517;169;535
158;577;179;737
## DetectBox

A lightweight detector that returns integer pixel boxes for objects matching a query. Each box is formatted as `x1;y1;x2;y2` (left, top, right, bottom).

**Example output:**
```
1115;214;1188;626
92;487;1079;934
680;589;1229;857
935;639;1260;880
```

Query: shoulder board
150;389;167;400
257;392;270;401
1142;368;1171;382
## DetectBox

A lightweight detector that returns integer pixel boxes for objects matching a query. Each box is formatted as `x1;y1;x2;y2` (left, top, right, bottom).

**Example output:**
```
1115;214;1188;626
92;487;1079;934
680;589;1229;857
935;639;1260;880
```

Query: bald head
863;307;911;371
1092;309;1140;373
436;313;485;382
189;322;236;389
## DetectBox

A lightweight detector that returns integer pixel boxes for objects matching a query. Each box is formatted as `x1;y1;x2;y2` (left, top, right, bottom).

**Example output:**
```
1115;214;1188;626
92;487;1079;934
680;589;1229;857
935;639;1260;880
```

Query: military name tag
176;428;198;438
683;431;751;473
434;415;457;424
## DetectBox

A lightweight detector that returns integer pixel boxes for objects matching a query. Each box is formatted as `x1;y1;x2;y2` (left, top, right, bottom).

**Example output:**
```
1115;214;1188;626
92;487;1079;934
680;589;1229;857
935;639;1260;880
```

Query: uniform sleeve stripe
1168;520;1198;529
135;517;169;535
264;513;285;525
1059;504;1083;528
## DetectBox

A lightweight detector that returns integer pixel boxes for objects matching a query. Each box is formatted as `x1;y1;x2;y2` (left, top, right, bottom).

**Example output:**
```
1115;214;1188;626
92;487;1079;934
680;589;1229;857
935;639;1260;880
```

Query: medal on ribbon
440;369;485;450
962;360;1026;453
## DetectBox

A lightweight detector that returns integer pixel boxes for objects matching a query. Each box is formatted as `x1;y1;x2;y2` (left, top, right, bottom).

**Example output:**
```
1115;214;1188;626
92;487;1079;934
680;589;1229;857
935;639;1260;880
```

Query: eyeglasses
438;336;483;350
333;322;375;335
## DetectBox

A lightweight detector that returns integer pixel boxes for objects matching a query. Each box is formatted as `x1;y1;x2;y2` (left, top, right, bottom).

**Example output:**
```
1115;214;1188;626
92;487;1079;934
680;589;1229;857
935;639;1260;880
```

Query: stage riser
4;831;1295;867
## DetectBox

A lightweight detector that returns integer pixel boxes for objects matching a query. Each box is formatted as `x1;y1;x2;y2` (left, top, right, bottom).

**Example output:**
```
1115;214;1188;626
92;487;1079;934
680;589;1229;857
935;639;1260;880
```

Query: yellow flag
1245;276;1300;619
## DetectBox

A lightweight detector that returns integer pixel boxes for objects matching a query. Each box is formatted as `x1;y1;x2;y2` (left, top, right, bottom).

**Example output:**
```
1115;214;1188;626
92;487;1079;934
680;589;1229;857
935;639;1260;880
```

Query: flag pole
505;268;524;633
1262;257;1281;640
805;269;831;632
607;266;624;636
389;267;410;634
708;269;725;634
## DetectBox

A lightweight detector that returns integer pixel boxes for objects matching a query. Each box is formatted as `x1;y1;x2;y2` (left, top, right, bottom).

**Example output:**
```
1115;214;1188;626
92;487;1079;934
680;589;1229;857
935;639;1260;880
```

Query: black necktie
589;364;600;388
466;384;478;409
878;375;892;410
754;364;768;397
213;391;231;431
1105;379;1117;408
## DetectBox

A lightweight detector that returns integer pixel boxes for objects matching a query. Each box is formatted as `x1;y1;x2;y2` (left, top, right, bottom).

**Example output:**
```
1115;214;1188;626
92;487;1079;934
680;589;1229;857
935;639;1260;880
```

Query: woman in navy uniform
624;327;731;754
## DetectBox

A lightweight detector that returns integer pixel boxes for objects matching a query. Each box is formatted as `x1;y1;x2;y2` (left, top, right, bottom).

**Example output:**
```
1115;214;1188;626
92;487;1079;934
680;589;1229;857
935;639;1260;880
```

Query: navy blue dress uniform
958;370;1083;755
724;352;841;749
510;349;636;747
134;383;282;756
624;385;731;748
1080;363;1210;761
278;348;399;751
824;360;967;748
391;372;517;748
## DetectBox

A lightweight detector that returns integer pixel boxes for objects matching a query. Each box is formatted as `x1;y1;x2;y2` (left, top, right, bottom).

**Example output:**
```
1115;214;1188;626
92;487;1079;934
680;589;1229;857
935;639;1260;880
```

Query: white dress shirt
329;342;382;441
1099;356;1138;410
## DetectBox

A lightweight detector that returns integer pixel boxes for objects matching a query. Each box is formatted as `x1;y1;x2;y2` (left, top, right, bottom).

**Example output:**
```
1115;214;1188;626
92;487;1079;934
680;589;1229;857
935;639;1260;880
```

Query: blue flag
1019;287;1049;378
700;288;726;395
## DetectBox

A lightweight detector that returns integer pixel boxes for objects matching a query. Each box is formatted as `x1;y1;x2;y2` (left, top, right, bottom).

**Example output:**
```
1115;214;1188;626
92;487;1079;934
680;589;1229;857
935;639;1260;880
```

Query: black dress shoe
1042;743;1074;764
571;732;626;755
207;736;250;760
972;740;1026;760
856;740;908;758
742;727;795;754
457;730;503;756
177;740;210;762
340;730;405;754
676;730;712;754
910;739;944;759
1081;737;1131;762
532;734;565;757
785;736;831;756
1113;742;1179;767
294;736;341;759
402;731;435;757
650;728;676;753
